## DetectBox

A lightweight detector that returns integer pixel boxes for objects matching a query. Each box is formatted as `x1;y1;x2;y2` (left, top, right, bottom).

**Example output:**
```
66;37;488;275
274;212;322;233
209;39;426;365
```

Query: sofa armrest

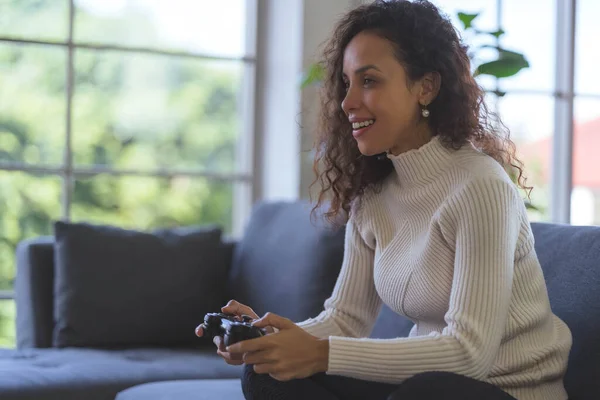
15;236;55;349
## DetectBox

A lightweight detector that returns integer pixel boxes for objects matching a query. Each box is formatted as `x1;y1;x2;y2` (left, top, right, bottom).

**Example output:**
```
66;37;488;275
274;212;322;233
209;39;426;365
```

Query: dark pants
241;364;518;400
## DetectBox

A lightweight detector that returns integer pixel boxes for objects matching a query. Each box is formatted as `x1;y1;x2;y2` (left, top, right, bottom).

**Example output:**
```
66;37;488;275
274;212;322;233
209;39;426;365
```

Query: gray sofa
0;200;599;400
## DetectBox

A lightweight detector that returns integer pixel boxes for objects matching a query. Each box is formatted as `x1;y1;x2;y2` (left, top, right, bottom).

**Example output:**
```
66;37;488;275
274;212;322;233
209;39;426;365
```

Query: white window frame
551;0;576;223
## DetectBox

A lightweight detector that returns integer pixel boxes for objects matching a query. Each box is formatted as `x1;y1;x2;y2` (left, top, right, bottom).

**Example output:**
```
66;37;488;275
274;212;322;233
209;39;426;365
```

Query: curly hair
310;0;530;224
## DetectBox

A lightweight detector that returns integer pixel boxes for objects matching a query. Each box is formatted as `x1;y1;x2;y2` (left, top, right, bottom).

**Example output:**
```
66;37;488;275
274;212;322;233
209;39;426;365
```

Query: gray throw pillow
52;221;229;348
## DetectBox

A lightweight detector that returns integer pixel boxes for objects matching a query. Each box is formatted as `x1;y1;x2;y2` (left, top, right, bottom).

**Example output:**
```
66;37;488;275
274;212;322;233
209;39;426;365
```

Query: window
433;0;557;222
0;0;257;348
433;0;599;225
573;0;600;225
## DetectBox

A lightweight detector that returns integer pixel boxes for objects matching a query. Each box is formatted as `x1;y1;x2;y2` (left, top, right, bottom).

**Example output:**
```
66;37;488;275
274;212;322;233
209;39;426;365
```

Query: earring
421;105;430;118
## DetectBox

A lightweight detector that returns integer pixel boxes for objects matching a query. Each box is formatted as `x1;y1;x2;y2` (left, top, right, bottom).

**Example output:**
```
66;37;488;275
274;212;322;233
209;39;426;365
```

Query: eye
343;80;350;90
363;78;375;86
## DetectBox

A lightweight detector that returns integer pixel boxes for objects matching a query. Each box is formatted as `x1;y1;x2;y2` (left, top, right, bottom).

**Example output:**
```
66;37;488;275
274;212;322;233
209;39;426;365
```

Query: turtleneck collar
385;135;457;186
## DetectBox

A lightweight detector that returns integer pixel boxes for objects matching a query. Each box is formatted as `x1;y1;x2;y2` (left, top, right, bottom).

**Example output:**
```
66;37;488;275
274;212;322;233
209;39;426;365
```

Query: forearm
296;306;379;339
325;332;490;383
314;338;330;373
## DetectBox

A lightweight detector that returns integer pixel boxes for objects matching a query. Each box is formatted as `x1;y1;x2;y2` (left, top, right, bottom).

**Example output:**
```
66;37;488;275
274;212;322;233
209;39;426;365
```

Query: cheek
385;92;418;124
368;87;410;116
363;91;392;121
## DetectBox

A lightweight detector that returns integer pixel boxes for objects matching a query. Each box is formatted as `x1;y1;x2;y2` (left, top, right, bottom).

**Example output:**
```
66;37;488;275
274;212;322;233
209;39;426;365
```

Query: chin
356;141;386;157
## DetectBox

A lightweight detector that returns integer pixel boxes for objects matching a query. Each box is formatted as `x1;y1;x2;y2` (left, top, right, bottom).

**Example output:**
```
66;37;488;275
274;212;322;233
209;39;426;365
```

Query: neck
385;135;456;186
388;122;432;156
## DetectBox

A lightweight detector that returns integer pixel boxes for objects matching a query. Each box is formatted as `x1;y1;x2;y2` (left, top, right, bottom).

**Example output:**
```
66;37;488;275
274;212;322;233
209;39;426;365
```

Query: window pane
497;94;554;222
0;43;66;166
575;0;600;95
433;0;497;30
0;299;16;349
432;0;498;91
74;0;250;57
0;172;62;292
0;0;68;42
498;0;556;92
72;49;243;173
571;98;600;225
71;175;235;234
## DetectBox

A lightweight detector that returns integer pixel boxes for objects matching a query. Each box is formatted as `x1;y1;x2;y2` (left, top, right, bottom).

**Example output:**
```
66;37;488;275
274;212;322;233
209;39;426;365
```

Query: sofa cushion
227;200;345;322
530;222;600;400
53;221;230;348
115;379;244;400
0;347;243;400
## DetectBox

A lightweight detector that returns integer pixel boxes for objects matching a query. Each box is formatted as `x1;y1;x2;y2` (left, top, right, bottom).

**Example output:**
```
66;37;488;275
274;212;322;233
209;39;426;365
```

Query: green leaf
474;49;529;78
490;28;505;38
457;12;479;30
301;63;325;89
473;28;505;38
480;45;525;57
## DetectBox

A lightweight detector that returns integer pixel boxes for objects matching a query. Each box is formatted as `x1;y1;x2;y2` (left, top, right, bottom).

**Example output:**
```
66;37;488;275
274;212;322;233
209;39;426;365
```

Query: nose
341;85;361;115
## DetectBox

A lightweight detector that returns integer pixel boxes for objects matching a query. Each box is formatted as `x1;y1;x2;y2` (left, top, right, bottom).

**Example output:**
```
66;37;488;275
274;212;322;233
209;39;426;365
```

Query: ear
418;71;441;106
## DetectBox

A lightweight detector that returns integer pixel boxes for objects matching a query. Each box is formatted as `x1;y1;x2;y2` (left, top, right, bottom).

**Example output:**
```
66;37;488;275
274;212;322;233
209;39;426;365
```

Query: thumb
195;326;204;337
252;312;295;330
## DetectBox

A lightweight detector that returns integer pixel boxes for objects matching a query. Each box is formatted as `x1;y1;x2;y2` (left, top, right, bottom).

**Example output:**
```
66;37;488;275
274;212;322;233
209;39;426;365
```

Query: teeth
352;119;375;130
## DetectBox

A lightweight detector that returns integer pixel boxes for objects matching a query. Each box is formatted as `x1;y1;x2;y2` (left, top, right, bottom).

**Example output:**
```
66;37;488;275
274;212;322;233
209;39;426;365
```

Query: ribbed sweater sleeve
296;215;383;340
318;178;521;384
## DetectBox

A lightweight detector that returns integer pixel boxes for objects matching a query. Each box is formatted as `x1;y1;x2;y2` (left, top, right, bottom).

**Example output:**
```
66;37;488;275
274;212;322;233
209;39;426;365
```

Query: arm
323;179;521;383
296;214;383;339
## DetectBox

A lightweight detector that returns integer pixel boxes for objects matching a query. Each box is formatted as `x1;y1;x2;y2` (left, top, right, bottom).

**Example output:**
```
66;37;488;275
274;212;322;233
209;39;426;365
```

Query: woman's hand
221;299;261;320
195;300;274;365
226;312;330;382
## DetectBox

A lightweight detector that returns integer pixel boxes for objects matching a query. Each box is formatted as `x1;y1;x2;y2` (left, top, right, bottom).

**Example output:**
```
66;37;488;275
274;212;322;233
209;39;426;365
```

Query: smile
352;119;375;138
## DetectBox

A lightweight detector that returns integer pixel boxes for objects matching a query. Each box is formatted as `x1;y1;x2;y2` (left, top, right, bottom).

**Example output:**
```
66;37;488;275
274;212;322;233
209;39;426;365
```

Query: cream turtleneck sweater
297;136;572;400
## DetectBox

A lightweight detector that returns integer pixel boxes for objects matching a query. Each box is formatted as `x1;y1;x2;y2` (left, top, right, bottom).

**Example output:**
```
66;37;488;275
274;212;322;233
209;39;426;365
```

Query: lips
351;119;375;139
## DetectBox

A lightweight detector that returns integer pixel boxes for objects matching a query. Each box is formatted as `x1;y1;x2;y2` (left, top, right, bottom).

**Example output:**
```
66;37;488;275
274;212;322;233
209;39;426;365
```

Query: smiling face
341;31;436;156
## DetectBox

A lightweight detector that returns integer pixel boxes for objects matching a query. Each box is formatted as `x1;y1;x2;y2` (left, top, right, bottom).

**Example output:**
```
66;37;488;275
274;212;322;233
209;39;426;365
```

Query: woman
196;1;572;399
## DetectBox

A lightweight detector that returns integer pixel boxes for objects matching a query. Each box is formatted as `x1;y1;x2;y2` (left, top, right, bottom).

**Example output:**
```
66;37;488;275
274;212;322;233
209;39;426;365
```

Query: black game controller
199;312;267;347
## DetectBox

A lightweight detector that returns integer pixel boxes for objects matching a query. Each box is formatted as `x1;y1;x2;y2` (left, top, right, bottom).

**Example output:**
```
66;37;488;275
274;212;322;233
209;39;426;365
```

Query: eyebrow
343;64;382;78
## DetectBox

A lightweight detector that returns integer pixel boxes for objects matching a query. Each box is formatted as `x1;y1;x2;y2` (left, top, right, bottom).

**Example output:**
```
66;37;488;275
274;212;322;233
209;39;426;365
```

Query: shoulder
446;144;519;198
452;143;514;184
441;149;525;224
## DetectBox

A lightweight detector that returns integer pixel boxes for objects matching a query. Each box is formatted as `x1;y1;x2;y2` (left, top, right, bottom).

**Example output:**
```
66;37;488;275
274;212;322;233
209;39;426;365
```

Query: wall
253;0;360;203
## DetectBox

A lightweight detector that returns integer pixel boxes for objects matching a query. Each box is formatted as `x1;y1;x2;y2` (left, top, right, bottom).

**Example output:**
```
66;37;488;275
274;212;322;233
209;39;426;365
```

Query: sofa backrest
530;222;600;400
227;200;346;323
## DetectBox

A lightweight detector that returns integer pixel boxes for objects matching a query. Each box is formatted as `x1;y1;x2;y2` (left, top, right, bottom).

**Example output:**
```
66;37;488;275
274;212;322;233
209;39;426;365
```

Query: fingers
226;335;272;354
253;362;276;375
195;326;204;337
214;336;244;366
252;312;295;330
222;300;259;320
243;349;273;365
250;363;293;382
217;349;244;365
